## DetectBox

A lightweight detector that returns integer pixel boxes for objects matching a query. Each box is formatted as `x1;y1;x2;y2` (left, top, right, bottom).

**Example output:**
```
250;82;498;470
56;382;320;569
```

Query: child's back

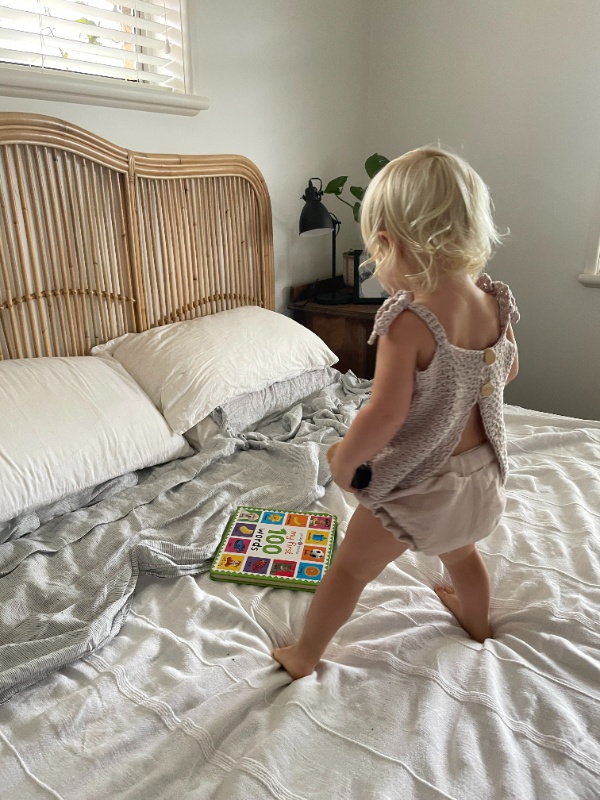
409;274;517;455
416;275;500;353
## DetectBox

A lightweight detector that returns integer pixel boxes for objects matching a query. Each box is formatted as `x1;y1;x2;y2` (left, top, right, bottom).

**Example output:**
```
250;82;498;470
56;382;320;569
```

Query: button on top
481;382;495;397
483;348;496;365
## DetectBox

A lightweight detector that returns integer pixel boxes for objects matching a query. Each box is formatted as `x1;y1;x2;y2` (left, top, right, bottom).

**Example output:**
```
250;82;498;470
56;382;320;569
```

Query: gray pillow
212;367;340;436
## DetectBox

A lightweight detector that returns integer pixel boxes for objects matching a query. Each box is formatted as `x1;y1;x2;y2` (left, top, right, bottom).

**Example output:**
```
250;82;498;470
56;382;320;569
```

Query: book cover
210;506;337;592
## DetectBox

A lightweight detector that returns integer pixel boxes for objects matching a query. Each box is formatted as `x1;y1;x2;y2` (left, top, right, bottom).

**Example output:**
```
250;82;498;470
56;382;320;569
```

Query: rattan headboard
0;113;274;360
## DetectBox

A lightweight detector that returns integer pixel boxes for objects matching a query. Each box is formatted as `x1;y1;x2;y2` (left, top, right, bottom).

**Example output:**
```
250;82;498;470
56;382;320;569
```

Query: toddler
274;146;519;679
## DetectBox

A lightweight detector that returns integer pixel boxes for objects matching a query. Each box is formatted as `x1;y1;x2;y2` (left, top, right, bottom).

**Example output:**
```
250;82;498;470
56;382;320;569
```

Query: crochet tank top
361;273;519;504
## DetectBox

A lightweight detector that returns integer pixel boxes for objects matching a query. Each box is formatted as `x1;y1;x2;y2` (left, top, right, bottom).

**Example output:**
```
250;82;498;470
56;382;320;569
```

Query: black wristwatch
351;464;372;490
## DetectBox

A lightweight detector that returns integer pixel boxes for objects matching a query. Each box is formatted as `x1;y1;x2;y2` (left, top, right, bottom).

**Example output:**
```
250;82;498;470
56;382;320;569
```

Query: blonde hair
360;146;506;294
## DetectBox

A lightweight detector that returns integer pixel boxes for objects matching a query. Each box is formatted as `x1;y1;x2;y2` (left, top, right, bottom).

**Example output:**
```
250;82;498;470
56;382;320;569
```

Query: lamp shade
299;180;334;236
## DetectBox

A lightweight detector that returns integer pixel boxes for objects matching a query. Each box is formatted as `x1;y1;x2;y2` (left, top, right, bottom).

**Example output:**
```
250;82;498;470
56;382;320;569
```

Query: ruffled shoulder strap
477;272;520;327
367;291;412;344
368;290;450;346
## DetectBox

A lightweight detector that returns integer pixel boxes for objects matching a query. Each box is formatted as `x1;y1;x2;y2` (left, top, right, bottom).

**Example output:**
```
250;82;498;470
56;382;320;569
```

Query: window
579;253;600;287
0;1;207;115
580;166;600;287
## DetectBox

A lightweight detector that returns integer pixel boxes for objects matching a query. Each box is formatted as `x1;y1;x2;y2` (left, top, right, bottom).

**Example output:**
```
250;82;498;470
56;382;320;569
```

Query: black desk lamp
299;178;350;305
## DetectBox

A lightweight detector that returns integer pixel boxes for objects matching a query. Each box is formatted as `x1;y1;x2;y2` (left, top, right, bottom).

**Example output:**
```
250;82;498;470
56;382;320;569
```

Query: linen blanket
0;372;370;704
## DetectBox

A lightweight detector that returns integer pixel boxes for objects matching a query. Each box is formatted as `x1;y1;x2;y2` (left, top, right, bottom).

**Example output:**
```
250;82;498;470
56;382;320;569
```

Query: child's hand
327;442;357;493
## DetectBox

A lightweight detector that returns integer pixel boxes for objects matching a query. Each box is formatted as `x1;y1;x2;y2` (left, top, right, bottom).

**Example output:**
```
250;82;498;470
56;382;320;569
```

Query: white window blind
0;0;207;114
0;0;186;93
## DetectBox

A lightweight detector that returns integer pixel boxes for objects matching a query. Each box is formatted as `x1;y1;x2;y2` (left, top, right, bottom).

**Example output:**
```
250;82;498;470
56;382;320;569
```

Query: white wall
2;0;599;419
362;0;600;420
0;0;367;311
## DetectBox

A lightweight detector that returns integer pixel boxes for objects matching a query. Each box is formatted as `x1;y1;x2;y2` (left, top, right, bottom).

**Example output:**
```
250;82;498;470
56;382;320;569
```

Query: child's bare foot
434;585;492;643
272;644;318;679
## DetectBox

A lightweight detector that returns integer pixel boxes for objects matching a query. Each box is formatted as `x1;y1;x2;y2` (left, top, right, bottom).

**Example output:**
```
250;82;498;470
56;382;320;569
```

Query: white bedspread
1;405;599;799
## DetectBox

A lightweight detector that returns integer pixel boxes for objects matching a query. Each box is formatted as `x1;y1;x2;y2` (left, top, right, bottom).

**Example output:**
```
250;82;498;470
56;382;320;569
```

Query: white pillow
92;306;338;435
0;357;192;524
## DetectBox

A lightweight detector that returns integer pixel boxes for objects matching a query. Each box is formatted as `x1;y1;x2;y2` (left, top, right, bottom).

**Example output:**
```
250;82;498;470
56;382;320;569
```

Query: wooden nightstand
288;279;379;379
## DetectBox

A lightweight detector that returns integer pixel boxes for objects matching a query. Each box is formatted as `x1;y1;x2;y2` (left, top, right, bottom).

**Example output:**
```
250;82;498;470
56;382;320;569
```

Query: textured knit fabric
360;273;519;505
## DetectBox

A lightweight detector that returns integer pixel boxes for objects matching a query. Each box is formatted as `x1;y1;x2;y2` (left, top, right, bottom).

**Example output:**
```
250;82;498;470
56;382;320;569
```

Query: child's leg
434;543;492;642
273;503;409;679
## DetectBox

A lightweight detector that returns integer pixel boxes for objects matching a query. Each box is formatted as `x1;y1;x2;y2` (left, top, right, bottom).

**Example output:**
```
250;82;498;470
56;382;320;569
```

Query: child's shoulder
368;292;437;371
368;290;413;343
385;304;432;341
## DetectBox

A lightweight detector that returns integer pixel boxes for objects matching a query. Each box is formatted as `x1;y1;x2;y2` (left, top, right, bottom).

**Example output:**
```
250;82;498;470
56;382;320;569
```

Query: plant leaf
324;176;347;195
365;153;390;179
349;185;365;201
352;202;361;223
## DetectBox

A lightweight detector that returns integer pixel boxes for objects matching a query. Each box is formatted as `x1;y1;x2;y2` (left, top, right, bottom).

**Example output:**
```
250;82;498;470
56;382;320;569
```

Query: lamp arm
331;219;338;284
330;212;341;237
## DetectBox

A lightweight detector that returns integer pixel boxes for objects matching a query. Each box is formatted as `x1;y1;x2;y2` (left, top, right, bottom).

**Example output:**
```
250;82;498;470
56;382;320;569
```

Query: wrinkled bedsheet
0;372;370;705
1;401;599;800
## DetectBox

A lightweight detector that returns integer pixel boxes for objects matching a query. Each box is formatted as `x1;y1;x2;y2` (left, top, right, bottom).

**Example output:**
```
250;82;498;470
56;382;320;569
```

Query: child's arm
506;323;519;383
328;311;421;492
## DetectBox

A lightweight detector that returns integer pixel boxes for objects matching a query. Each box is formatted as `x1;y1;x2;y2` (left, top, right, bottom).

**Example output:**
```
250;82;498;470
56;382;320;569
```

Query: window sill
578;273;600;288
0;67;208;117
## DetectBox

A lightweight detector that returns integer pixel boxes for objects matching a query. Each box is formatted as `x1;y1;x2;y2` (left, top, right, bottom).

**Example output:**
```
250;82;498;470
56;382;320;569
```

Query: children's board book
210;506;337;592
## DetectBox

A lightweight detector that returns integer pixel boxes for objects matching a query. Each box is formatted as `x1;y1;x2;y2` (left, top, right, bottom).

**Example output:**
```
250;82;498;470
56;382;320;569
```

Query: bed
0;114;599;800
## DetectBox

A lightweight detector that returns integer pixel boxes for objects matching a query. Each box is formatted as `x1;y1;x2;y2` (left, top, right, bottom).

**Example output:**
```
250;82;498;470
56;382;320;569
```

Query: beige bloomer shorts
365;442;506;557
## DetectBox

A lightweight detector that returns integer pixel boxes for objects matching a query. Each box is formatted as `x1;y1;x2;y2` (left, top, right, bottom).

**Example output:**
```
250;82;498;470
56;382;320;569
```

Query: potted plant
324;154;389;288
324;153;390;223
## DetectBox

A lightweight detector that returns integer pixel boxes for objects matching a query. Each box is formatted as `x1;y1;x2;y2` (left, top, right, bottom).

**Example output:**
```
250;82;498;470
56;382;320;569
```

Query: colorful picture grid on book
213;507;335;587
